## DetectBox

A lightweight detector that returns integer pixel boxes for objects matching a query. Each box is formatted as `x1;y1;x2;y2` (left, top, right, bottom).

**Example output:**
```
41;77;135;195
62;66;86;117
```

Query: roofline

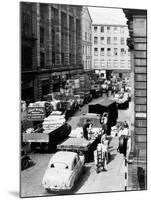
92;24;127;27
87;7;93;22
83;6;93;22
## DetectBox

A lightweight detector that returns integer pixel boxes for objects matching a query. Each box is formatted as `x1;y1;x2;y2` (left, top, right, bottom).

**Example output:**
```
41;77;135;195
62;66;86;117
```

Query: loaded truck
23;110;71;152
89;99;118;135
90;83;102;98
57;113;103;162
27;101;53;121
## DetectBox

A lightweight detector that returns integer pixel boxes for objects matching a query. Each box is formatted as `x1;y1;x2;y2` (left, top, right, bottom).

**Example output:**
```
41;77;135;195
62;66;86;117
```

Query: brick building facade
21;2;83;102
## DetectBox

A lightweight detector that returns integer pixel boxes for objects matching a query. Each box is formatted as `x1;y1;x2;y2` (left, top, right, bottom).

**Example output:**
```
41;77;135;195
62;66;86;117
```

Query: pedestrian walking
117;122;130;159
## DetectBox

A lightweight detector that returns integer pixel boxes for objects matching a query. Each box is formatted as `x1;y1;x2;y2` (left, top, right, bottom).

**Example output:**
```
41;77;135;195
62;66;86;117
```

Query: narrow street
21;95;132;197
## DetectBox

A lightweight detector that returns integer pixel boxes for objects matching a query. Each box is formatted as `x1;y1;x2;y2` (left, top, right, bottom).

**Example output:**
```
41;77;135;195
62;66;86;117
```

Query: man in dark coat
83;119;91;140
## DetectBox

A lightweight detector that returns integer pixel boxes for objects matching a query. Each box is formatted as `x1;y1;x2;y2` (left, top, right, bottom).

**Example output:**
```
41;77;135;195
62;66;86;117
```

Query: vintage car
21;149;33;170
42;151;85;191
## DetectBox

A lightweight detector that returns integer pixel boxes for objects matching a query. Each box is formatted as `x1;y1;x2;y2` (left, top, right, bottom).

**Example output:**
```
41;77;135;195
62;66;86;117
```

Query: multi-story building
92;24;131;79
123;9;147;190
21;2;83;102
81;7;92;72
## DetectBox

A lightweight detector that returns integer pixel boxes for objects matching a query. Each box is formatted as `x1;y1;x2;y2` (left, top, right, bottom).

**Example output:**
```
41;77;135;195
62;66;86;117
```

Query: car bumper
43;184;72;191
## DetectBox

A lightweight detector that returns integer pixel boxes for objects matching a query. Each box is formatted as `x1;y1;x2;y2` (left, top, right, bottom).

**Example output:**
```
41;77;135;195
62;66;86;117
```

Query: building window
107;48;111;56
114;60;118;67
101;37;105;44
40;52;45;68
85;46;87;55
40;26;44;45
107;26;111;33
101;48;105;56
121;48;125;56
113;27;118;33
128;60;131;68
101;59;105;68
114;37;118;44
107;37;111;44
94;37;98;44
120;60;125;68
61;52;64;64
128;49;130;57
120;37;124;45
52;52;55;64
85;32;87;41
120;27;124;33
94;26;97;32
94;59;98;68
101;26;104;33
94;48;98;56
114;48;118;56
107;60;111;67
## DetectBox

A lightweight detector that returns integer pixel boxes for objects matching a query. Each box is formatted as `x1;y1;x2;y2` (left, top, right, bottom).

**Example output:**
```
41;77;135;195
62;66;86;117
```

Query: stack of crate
71;74;91;94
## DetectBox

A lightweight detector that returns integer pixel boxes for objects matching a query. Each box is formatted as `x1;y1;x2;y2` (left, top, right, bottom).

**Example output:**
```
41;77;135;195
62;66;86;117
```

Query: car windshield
50;162;69;169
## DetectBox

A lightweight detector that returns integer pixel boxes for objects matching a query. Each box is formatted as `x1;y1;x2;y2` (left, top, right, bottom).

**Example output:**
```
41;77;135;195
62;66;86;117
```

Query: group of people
82;112;108;141
82;113;109;171
82;116;131;171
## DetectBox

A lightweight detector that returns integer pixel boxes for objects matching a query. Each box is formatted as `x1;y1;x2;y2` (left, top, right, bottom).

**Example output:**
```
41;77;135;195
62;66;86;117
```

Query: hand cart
94;144;107;173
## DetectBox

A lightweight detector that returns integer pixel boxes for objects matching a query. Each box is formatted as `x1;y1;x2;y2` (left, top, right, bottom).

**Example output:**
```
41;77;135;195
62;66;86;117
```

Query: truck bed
23;123;71;144
23;132;49;143
57;137;98;152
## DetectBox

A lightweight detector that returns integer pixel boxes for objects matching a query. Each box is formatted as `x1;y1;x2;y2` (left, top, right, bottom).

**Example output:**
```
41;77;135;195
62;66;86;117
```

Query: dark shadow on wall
137;167;146;190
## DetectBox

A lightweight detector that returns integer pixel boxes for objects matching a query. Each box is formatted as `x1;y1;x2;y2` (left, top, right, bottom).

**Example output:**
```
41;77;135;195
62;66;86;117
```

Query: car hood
42;168;73;189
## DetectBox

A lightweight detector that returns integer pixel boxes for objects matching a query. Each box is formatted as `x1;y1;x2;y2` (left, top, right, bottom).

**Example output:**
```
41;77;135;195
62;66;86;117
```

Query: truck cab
88;99;118;135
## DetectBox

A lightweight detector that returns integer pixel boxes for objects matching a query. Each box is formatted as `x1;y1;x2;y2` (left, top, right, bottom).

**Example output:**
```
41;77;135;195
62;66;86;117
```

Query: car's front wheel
22;157;29;170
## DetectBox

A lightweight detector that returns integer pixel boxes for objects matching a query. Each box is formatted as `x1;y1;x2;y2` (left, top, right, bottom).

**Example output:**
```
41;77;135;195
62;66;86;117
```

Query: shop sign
27;107;46;120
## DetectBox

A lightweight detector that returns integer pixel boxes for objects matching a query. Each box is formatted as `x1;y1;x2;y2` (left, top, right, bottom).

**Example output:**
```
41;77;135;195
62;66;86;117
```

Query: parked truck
89;99;118;135
23;111;71;152
27;101;53;121
90;83;102;98
57;113;103;162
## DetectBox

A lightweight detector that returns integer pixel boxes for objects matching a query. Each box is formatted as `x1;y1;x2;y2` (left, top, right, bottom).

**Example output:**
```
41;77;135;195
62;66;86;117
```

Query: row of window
83;59;92;70
83;45;92;56
84;32;92;42
94;36;125;45
94;59;131;68
93;26;125;34
94;48;126;56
